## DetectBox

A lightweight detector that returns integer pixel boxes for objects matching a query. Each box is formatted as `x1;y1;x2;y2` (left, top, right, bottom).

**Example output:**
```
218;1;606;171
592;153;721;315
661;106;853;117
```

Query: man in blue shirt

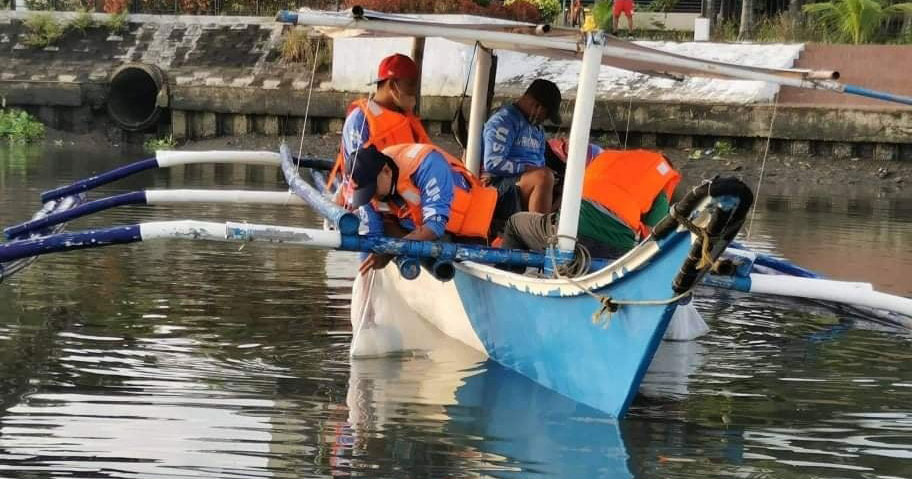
482;79;563;215
347;145;472;275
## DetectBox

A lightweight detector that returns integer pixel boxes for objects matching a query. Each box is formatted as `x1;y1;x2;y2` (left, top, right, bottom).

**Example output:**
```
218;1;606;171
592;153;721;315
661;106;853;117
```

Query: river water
1;145;911;479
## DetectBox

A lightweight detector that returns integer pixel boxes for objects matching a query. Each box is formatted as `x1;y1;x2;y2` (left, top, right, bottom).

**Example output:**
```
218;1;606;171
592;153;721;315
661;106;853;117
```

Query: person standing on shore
613;0;635;37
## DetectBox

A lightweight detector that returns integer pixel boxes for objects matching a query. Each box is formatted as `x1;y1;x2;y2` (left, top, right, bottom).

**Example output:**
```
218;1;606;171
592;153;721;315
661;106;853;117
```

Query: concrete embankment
1;11;910;161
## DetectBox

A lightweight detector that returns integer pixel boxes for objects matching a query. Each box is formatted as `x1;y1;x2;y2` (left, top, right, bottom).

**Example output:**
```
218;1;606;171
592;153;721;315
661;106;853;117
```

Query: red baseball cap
375;54;419;83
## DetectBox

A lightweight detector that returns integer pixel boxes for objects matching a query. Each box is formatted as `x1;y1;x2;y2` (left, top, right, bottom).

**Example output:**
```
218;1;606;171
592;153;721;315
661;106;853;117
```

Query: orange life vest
581;149;681;238
328;98;431;194
380;144;497;239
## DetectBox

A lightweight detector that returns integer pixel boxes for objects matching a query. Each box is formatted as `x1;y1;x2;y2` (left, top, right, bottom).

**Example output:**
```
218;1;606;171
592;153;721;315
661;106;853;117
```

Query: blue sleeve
410;151;455;239
341;108;370;163
356;203;384;261
587;144;604;167
356;204;384;236
482;108;519;176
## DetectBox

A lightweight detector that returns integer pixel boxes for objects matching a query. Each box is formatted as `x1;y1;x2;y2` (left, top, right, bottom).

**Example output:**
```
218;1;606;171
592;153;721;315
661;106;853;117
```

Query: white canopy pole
556;34;603;253
465;46;492;176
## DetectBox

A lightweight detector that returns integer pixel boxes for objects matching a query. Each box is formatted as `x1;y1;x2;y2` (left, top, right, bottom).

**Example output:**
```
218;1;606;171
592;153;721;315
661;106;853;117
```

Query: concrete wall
634;13;699;32
0;11;909;159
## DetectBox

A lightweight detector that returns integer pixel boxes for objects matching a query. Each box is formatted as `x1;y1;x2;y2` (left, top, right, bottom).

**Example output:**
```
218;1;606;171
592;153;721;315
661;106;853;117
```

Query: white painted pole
288;11;836;90
145;189;308;205
748;274;912;318
139;220;343;248
464;47;492;175
556;34;603;252
155;150;281;167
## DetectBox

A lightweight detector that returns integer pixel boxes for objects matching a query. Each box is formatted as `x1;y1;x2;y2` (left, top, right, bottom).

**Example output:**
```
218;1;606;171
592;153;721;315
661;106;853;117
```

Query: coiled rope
546;234;696;328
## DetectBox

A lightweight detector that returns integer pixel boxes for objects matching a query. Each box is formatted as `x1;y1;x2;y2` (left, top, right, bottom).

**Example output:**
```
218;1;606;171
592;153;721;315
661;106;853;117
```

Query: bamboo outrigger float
2;7;911;417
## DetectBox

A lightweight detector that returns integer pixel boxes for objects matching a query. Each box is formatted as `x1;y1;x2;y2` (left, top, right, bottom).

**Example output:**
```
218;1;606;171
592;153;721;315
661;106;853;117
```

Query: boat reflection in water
337;328;639;478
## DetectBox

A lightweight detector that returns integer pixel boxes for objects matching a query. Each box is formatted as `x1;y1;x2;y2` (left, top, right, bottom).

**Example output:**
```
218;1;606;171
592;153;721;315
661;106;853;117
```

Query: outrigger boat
2;7;912;418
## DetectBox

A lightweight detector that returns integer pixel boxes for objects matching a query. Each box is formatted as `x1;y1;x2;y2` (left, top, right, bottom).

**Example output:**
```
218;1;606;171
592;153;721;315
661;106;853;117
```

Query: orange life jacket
581;149;681;238
328;98;431;195
380;144;497;239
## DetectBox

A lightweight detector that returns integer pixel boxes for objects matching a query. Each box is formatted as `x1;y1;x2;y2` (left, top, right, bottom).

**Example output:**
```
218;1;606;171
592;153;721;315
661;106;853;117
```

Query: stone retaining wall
1;11;909;161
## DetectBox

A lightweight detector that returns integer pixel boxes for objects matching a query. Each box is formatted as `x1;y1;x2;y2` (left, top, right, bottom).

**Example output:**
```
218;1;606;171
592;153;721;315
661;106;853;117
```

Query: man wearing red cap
328;53;431;204
338;55;432;346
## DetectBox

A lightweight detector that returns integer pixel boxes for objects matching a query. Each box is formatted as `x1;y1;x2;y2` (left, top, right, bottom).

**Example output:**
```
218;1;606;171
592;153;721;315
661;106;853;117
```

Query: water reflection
2;146;912;478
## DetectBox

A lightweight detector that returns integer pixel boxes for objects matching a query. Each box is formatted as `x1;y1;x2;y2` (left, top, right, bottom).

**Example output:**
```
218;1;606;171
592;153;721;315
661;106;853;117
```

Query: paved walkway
778;44;912;109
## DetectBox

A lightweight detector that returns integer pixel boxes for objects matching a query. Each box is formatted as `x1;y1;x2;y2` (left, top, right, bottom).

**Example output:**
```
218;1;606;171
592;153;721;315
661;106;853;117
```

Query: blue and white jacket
482;103;546;177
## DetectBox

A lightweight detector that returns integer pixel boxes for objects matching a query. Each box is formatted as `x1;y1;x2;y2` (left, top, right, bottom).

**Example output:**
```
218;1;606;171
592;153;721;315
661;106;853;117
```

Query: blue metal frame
0;226;143;262
41;158;158;203
844;84;912;106
0;223;548;268
279;144;360;235
5;191;147;240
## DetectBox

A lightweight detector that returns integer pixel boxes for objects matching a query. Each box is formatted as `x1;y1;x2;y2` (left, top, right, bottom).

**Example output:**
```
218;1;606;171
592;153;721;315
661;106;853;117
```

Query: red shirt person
613;0;635;35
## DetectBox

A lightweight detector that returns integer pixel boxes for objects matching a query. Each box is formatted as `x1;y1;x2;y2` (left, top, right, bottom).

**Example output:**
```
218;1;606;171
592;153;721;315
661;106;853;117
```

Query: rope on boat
547;177;753;327
296;34;324;163
746;96;779;239
545;234;694;327
668;206;717;271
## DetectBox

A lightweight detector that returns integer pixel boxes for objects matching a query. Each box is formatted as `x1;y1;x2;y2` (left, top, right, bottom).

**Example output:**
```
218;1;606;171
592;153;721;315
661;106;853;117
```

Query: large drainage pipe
107;63;168;131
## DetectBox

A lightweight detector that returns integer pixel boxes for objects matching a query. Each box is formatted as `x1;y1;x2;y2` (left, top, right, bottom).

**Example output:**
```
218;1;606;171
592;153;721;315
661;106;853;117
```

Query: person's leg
626;12;634;32
501;212;555;252
515;167;554;214
612;0;623;33
579;236;627;262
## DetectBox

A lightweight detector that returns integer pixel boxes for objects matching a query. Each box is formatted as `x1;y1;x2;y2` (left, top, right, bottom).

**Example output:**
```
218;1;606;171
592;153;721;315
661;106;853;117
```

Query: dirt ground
42;128;912;199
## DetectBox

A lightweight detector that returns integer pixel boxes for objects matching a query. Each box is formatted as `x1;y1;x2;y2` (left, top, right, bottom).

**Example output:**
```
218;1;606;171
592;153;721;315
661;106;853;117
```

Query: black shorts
489;175;522;235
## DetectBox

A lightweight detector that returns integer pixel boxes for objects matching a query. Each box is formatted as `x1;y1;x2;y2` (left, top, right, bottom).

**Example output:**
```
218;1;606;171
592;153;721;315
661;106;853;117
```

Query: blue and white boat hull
363;230;693;418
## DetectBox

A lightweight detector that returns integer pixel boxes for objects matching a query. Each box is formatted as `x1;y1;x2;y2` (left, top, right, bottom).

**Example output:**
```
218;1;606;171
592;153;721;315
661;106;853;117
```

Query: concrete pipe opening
107;64;167;131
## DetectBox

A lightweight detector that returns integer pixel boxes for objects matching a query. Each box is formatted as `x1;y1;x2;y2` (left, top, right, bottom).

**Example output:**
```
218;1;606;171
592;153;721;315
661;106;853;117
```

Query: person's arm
359;152;455;274
411;151;455;240
483;110;519;176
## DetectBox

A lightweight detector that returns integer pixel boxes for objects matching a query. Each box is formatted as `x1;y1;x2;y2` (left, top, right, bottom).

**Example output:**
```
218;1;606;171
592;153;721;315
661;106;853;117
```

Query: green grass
143;136;177;152
23;13;64;48
0;109;46;143
106;9;129;35
713;139;736;157
70;9;96;35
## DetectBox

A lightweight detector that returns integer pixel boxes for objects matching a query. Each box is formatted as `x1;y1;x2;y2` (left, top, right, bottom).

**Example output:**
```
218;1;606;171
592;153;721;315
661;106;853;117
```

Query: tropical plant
506;0;561;22
647;0;679;13
803;0;912;44
713;139;736;156
69;8;96;35
179;0;213;14
143;135;177;152
104;0;128;13
23;13;64;48
754;12;827;42
0;109;46;143
592;1;614;31
280;26;332;69
711;19;739;41
24;0;52;10
106;9;129;34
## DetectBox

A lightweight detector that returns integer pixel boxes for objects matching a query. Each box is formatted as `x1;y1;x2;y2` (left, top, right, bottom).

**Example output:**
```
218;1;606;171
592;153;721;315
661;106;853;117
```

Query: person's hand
359;253;393;275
